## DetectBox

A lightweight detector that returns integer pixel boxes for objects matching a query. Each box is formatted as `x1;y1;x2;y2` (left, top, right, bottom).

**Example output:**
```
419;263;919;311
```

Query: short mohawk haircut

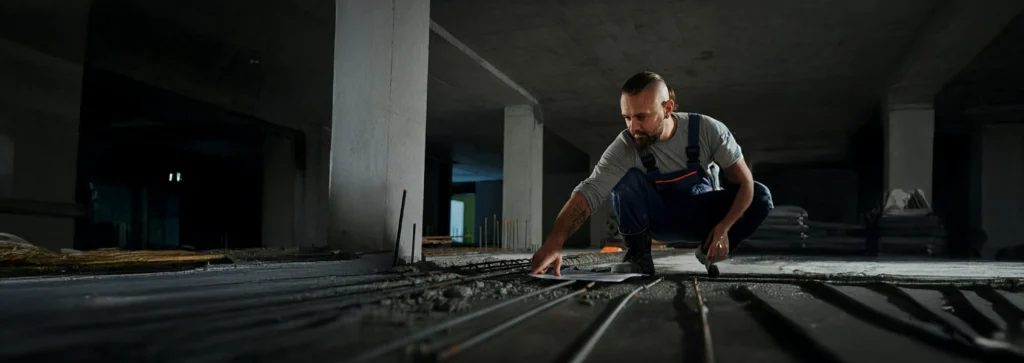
621;71;677;110
621;71;665;95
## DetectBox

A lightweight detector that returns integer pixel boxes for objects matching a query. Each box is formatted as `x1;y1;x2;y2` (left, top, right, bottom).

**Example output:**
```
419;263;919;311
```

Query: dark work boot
620;232;655;275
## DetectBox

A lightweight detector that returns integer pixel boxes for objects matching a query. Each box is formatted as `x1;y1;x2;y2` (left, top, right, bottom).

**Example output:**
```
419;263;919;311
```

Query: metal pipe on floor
568;277;664;363
342;280;578;363
514;218;519;250
410;224;417;263
693;278;714;363
434;282;596;361
393;189;407;267
802;282;1000;360
877;284;1023;356
731;285;846;363
526;219;530;249
941;286;1007;336
511;219;515;249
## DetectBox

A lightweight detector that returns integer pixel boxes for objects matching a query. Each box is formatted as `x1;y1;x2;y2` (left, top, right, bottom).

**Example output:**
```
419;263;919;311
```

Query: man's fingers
552;257;562;276
531;256;552;275
706;241;726;264
532;256;548;272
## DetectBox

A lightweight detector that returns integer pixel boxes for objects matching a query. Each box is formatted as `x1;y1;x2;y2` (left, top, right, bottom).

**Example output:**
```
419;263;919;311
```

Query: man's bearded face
630;110;666;150
626;111;667;150
621;88;671;151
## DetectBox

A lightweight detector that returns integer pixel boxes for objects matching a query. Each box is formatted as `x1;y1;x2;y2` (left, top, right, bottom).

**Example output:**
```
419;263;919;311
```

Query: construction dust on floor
1;247;1022;362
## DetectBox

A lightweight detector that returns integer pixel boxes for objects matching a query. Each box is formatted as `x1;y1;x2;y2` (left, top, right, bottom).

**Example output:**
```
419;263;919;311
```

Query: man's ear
663;99;675;118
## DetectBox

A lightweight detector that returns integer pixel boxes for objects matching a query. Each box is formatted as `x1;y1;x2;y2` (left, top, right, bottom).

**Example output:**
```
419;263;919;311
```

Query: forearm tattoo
564;198;590;236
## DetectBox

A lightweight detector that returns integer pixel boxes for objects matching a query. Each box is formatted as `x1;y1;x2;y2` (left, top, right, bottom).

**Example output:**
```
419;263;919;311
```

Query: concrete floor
431;248;1024;280
1;249;1022;362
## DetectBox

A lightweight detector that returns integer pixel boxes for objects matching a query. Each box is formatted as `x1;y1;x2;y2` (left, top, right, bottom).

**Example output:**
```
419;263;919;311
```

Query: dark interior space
3;1;1024;362
75;68;278;251
543;130;591;248
422;153;453;238
933;10;1024;260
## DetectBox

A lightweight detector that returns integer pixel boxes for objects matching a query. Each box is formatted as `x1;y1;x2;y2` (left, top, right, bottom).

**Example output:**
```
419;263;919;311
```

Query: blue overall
611;113;774;250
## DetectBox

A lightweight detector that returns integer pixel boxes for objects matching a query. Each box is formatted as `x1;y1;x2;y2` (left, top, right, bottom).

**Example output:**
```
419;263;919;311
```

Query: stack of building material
743;206;811;250
744;206;870;252
751;206;810;240
876;189;946;255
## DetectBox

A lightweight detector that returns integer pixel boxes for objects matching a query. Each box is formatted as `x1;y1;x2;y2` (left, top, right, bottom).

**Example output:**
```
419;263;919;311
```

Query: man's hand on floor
530;243;563;276
706;223;730;264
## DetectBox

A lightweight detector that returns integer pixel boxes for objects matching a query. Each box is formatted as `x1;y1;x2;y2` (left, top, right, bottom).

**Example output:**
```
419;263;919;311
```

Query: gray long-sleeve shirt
573;112;744;211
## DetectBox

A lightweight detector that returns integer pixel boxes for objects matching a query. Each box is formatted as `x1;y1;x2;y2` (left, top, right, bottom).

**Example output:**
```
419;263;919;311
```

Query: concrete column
980;124;1024;259
0;134;12;198
329;0;429;260
262;134;297;248
883;106;935;203
0;2;92;250
502;105;543;250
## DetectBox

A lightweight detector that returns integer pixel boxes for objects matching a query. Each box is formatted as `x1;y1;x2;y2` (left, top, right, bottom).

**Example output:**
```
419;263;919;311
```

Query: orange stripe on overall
654;170;697;184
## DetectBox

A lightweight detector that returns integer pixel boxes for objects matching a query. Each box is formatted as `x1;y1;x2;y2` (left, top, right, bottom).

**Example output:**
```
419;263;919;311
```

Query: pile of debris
873;189;946;255
0;232;231;277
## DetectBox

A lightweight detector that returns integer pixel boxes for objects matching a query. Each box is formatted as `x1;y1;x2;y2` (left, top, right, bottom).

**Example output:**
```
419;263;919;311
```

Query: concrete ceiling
72;0;1024;182
943;11;1024;124
429;0;942;154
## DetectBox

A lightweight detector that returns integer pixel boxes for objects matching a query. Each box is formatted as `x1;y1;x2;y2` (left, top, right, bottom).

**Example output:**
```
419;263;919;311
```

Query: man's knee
611;168;649;198
752;181;774;212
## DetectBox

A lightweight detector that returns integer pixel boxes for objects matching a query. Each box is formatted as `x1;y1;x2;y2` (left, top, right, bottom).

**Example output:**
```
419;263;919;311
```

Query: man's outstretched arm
529;192;591;275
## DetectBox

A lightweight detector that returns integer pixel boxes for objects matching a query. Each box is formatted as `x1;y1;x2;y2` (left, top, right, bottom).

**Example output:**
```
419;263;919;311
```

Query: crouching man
529;71;774;276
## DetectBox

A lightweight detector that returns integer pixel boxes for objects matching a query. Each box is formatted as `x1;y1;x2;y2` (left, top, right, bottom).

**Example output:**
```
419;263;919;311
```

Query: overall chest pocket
652;169;712;199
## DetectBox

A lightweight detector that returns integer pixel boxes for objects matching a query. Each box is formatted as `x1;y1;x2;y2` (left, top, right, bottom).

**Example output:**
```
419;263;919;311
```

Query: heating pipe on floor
392;189;407;267
341;280;578;363
568;277;665;363
694;278;714;363
410;224;417;263
434;282;597;361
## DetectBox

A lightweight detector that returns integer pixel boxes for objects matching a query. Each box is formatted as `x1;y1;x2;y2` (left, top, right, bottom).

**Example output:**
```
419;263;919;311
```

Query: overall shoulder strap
624;130;658;173
686;113;701;167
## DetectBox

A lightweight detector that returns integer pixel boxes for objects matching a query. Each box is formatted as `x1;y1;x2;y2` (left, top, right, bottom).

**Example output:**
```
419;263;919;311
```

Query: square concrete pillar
883;106;935;203
0;2;92;250
329;0;430;260
502;105;543;250
980;124;1024;259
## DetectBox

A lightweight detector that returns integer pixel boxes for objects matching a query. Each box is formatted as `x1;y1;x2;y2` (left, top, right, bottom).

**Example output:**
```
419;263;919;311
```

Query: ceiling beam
887;0;1024;106
429;20;538;106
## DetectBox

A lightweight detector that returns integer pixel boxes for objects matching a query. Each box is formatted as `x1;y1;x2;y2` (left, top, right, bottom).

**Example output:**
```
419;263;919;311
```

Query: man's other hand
530;243;563;276
706;223;730;264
